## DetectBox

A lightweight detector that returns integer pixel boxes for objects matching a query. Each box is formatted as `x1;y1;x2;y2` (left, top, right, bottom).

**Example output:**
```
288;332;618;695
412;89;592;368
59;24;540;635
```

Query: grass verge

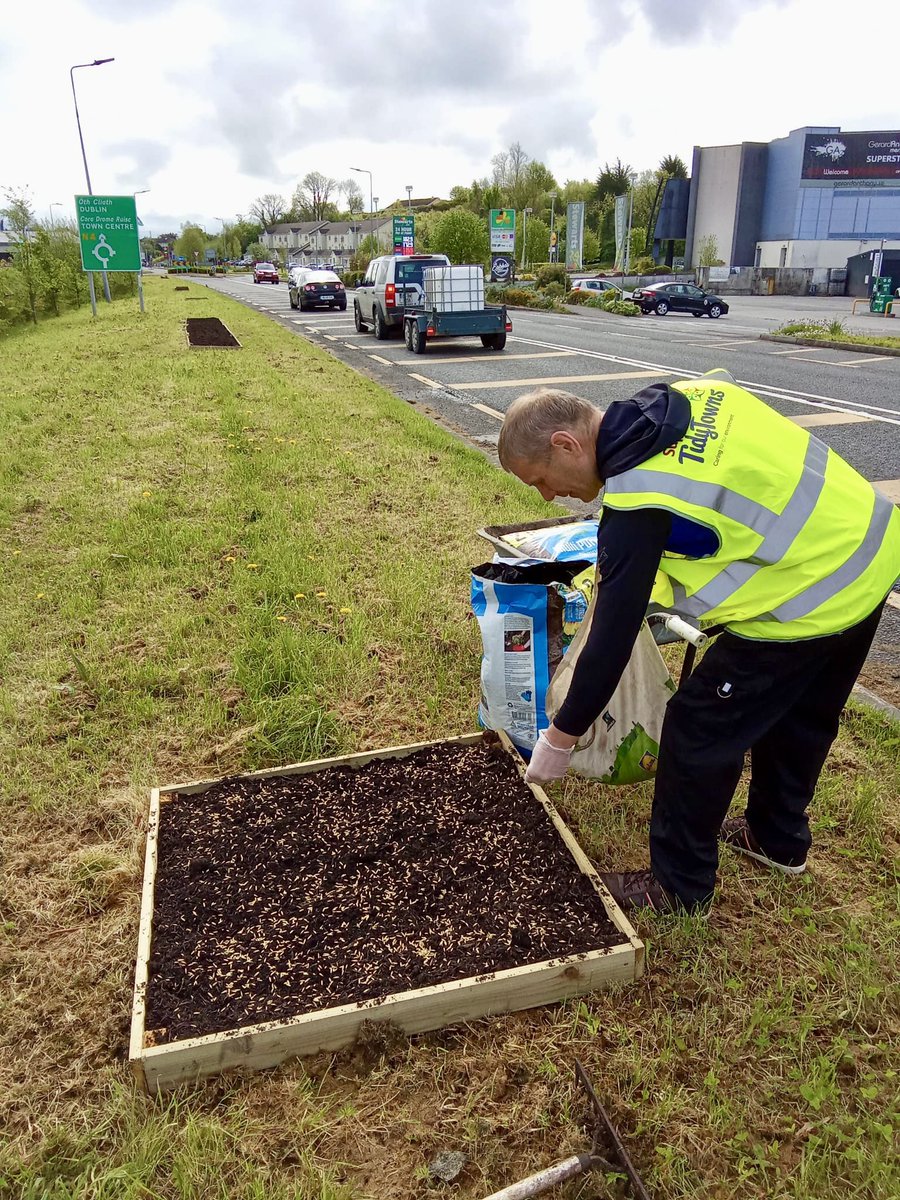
772;318;900;349
1;277;898;1199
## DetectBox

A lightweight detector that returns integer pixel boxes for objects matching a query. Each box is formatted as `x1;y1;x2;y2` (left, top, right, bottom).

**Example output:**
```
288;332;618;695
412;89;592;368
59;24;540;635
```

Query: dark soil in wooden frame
184;317;240;347
146;741;621;1042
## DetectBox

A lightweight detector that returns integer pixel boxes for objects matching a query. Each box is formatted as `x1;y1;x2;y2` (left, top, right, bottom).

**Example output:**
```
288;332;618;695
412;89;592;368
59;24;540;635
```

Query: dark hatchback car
631;282;729;318
288;269;346;311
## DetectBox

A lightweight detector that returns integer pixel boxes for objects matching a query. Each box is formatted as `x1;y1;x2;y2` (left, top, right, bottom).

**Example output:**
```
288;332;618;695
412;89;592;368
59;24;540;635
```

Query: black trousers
650;601;885;908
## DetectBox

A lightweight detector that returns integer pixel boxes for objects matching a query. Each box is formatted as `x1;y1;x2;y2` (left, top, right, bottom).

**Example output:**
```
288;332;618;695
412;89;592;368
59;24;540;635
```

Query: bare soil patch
185;316;240;347
146;741;620;1042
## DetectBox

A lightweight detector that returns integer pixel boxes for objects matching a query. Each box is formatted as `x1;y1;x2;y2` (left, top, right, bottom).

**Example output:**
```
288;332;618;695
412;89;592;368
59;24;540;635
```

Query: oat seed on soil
146;741;621;1042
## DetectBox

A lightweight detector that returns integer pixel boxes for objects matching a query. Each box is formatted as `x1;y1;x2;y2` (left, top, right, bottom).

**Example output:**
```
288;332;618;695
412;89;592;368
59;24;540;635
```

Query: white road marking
472;402;505;420
886;592;900;612
839;355;893;367
873;479;900;503
453;369;668;391
368;354;393;366
509;334;900;425
417;350;575;364
790;411;873;428
324;334;340;341
769;347;822;355
408;373;441;388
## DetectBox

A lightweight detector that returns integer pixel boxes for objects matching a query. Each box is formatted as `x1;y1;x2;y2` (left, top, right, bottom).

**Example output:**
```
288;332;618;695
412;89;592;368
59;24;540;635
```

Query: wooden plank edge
128;787;161;1091
496;730;644;968
136;944;637;1092
158;732;484;796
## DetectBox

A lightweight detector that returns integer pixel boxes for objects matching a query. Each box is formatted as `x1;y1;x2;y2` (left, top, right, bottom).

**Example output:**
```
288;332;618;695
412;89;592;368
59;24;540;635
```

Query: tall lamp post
49;202;63;229
405;185;413;214
350;166;373;249
70;57;115;312
548;191;557;262
133;188;150;311
624;172;637;281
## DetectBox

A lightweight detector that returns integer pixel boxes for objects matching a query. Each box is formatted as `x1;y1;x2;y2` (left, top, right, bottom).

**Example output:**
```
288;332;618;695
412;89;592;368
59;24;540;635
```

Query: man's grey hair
498;388;599;468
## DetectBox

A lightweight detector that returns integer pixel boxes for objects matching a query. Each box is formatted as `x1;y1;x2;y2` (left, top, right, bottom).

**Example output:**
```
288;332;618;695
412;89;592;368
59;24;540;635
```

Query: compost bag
471;559;591;756
546;585;676;785
472;559;675;783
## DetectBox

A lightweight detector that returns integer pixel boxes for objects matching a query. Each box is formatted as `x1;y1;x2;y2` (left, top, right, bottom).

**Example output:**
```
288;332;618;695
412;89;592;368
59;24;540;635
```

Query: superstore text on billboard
801;131;900;184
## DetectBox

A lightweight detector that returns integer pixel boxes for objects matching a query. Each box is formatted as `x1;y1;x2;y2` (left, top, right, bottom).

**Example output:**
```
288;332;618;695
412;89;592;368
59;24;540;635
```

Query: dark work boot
719;816;807;875
599;869;688;915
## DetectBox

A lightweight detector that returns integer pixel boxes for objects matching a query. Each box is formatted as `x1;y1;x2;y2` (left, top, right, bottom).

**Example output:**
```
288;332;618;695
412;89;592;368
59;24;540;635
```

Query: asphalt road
194;272;900;705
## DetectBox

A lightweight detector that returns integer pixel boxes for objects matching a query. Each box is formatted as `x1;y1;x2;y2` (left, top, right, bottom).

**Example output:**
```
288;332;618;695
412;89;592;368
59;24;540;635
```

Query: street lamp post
133;188;150;312
624;173;637;281
70;57;114;313
548;192;557;262
49;202;63;228
521;207;532;271
405;185;413;214
350;166;373;249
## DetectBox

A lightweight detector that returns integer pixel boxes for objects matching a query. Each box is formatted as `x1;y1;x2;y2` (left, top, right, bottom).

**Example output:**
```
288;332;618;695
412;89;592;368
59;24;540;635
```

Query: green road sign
489;208;515;254
75;195;141;273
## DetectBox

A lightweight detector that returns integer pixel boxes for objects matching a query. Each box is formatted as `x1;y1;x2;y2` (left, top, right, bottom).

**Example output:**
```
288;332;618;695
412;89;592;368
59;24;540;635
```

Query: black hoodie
554;384;699;738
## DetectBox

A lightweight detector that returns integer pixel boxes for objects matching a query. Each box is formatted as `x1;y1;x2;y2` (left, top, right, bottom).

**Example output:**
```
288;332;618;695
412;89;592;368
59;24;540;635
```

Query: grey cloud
499;97;600;163
106;138;172;188
635;0;789;43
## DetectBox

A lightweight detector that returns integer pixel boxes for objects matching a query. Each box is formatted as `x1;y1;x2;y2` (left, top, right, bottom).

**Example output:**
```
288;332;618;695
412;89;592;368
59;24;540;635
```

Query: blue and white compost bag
479;519;599;564
471;559;592;756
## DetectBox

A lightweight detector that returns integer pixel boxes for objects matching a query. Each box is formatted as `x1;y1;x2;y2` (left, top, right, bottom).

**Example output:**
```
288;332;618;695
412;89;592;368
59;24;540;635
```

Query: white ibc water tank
424;265;485;312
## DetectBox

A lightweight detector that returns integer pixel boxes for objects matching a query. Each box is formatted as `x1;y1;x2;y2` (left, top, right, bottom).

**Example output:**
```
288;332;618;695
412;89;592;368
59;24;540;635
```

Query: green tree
244;241;268;263
595;159;634;203
659;154;688;179
698;234;721;266
248;193;286;228
522;216;550;268
1;188;38;323
339;179;365;218
430;208;489;264
231;217;263;252
174;223;209;264
583;228;600;264
293;172;339;221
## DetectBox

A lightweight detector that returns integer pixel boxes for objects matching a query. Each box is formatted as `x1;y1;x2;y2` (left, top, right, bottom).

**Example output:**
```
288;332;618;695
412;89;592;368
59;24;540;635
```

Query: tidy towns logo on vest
664;387;732;467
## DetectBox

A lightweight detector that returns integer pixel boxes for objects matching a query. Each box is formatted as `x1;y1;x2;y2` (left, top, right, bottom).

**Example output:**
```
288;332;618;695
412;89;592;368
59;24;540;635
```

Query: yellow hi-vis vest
602;378;900;640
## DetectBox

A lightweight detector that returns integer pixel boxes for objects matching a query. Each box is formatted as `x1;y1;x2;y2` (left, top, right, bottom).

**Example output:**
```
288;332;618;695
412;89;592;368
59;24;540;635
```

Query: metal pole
70;59;114;306
549;194;556;262
137;273;145;312
87;271;98;318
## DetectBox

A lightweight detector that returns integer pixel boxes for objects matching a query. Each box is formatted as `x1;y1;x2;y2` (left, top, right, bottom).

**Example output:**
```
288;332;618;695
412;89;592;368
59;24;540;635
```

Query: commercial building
681;126;900;270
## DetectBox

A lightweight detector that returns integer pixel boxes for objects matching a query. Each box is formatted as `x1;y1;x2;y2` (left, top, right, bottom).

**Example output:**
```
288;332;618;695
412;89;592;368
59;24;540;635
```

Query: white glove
525;730;574;784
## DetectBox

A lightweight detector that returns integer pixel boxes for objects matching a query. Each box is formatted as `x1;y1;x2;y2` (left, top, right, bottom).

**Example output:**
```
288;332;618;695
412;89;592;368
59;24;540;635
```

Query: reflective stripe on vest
643;437;830;620
605;469;778;536
769;488;895;623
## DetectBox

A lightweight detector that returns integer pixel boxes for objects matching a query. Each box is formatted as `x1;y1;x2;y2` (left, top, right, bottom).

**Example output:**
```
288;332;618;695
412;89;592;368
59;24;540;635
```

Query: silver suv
353;253;450;339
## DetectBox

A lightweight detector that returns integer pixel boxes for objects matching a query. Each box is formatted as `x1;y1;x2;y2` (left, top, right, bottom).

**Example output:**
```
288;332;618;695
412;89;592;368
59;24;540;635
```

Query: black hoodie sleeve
553;505;671;738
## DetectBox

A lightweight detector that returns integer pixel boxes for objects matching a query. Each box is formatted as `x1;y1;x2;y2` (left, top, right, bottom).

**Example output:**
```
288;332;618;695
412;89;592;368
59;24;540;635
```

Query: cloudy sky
3;0;899;236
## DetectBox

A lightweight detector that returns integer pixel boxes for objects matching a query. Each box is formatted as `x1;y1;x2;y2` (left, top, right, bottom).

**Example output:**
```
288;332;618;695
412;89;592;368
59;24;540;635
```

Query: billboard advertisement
490;209;516;254
392;216;415;254
801;131;900;184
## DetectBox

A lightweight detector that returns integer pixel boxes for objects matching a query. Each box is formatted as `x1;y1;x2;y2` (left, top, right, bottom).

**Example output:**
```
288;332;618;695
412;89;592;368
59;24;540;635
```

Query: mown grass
1;278;898;1199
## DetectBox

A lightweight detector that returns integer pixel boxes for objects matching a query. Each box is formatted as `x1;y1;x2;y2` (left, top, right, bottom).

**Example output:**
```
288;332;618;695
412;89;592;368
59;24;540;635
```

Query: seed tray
129;731;643;1093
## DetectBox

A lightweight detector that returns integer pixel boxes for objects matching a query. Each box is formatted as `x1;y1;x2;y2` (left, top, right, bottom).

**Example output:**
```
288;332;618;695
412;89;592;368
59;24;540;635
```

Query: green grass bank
1;277;897;1199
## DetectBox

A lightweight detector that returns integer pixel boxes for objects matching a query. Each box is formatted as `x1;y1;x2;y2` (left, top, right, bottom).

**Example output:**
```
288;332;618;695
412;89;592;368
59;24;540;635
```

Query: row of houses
258;197;446;270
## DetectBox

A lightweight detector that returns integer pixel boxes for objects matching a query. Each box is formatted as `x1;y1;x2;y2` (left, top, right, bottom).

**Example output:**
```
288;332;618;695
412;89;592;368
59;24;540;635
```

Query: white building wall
690;145;742;267
755;238;900;268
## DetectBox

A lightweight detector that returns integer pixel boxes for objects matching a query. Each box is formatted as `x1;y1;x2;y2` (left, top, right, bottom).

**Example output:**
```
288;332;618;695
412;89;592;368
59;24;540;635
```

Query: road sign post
75;195;144;314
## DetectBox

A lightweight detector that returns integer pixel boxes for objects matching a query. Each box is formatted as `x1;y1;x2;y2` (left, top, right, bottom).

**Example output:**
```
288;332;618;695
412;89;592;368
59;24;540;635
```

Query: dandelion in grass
339;607;352;615
294;593;306;600
247;563;260;570
316;591;327;599
274;437;285;444
142;490;152;497
36;592;45;599
276;615;288;622
12;549;21;556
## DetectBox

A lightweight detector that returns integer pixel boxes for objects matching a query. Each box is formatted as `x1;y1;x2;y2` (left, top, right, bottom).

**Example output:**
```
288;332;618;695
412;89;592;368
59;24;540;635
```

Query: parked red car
253;262;280;284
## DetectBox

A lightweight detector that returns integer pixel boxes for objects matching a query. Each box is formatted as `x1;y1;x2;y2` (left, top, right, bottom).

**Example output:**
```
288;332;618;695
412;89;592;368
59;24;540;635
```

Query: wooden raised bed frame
130;732;643;1094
